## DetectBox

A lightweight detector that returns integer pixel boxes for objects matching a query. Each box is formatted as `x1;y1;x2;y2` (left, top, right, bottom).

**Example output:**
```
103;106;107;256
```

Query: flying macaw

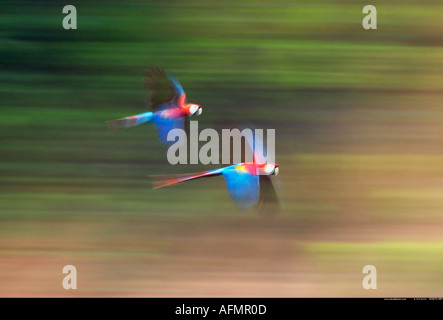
151;130;280;211
107;68;202;145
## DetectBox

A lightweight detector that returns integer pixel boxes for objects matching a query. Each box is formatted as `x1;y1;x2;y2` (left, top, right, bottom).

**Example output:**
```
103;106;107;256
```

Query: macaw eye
274;167;279;176
264;164;275;175
190;105;199;115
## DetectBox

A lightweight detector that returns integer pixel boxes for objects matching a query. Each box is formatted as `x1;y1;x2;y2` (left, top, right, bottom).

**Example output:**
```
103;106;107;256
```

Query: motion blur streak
1;0;443;296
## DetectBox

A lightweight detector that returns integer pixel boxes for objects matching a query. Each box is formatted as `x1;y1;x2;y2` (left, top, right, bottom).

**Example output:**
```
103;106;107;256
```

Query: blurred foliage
1;0;443;296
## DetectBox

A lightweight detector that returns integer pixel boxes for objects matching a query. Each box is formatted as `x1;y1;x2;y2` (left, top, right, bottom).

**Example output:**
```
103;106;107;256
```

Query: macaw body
107;68;202;145
108;106;189;144
152;127;279;211
153;162;279;210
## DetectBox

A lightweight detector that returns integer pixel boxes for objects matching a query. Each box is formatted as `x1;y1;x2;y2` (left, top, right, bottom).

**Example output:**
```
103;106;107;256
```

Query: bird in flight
151;129;280;212
107;68;202;145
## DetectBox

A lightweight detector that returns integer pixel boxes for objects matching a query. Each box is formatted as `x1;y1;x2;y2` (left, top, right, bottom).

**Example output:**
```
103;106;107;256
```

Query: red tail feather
151;176;184;189
150;173;197;189
150;171;220;189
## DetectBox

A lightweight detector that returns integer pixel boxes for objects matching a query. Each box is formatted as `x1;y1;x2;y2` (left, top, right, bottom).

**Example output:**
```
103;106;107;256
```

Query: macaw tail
150;174;188;189
150;169;224;189
107;111;153;130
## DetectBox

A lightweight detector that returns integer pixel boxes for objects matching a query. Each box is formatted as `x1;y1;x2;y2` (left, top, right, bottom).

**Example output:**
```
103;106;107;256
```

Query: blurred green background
1;0;443;296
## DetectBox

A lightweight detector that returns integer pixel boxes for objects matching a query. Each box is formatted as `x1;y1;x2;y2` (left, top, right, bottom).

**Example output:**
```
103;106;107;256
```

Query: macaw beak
197;107;203;116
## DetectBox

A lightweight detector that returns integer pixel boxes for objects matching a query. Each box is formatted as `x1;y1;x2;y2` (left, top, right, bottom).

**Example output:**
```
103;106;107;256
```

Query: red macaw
107;68;202;145
151;130;280;211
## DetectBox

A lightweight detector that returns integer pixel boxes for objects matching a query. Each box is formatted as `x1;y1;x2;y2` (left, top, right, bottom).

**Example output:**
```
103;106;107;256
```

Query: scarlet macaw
151;130;280;211
107;68;202;145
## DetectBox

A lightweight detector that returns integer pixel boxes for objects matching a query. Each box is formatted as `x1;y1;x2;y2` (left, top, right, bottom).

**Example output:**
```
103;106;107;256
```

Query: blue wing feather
221;167;260;210
242;127;266;164
166;72;186;97
151;113;184;146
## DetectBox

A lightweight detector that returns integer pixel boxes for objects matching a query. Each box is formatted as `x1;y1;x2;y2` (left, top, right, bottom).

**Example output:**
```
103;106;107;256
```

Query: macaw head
263;163;279;176
185;103;203;117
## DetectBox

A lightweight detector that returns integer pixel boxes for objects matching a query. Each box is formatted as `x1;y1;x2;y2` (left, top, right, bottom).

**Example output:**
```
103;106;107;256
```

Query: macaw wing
166;72;186;107
222;166;260;210
241;126;266;165
151;113;185;146
145;67;183;111
258;175;279;215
